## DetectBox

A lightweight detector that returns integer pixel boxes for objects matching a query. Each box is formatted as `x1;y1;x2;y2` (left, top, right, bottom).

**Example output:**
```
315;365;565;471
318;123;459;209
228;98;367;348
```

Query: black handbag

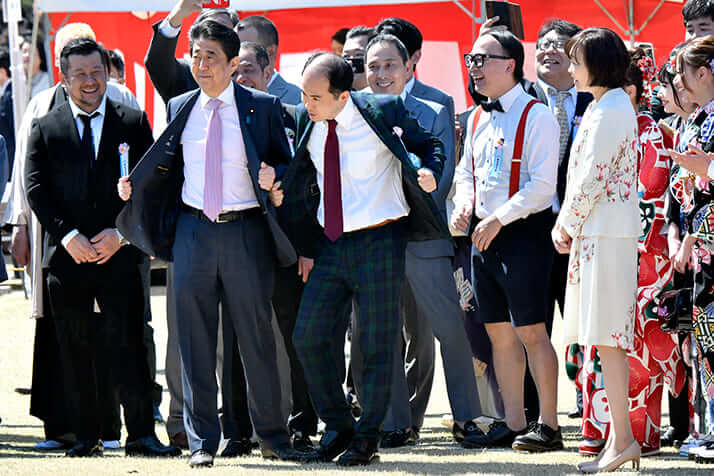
655;288;694;333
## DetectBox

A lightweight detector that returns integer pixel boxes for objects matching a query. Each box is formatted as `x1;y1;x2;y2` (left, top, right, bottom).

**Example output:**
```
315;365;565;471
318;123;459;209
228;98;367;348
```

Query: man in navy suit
117;21;301;467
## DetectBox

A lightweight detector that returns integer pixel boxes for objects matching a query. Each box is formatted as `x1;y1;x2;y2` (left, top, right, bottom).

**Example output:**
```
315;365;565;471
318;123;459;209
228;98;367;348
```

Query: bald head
302;52;353;96
301;52;353;122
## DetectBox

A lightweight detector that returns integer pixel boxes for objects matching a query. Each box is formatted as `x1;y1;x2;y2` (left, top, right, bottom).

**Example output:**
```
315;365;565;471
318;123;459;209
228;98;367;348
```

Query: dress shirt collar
331;95;357;130
538;78;577;105
495;82;525;114
200;81;235;109
399;86;408;102
68;91;107;120
404;76;416;95
267;69;279;88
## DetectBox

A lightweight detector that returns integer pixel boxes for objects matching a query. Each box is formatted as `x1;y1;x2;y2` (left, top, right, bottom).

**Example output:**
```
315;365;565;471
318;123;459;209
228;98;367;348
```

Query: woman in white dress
551;27;641;473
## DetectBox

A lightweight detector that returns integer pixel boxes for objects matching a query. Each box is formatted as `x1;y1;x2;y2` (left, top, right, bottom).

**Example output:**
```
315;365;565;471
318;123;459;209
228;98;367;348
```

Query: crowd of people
3;0;714;472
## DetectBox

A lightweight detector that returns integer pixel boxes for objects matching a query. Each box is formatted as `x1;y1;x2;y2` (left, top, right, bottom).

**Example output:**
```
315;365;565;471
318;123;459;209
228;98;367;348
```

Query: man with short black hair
0;46;14;167
237;15;301;105
341;26;375;91
25;38;180;459
107;49;125;84
145;0;239;103
683;0;714;39
278;52;446;466
331;28;349;55
451;30;562;452
117;20;301;467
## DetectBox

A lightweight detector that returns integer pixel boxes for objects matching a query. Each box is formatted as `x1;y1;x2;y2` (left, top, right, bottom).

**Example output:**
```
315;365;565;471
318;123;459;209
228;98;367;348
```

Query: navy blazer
116;83;296;266
280;92;450;259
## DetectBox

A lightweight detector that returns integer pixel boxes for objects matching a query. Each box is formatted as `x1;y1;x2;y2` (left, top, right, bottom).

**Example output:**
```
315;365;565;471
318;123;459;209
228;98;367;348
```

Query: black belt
181;204;262;223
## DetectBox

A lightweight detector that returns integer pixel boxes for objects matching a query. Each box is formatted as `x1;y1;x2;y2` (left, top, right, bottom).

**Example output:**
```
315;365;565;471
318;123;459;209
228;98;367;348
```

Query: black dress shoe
453;420;486;447
291;432;315;452
220;437;253;457
512;423;564;452
260;443;305;461
301;429;355;463
660;426;688;448
336;438;379;466
568;407;583;419
380;428;418;448
125;435;182;457
169;431;189;450
66;439;103;457
189;450;214;467
460;421;527;449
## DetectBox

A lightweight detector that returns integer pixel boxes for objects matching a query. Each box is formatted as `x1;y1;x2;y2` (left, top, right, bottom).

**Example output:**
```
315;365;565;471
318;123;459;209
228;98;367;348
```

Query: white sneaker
103;440;121;449
33;440;65;450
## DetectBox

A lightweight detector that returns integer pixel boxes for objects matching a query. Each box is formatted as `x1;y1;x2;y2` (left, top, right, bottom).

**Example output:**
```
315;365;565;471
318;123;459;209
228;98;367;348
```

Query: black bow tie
481;100;503;113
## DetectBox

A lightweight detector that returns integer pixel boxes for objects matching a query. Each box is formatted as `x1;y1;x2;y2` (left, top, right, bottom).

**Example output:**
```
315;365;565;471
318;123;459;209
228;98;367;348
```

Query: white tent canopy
36;0;447;12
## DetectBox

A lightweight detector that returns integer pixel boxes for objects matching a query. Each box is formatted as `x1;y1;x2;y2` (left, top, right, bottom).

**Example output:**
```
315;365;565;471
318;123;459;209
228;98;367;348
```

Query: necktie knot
327;118;338;132
79;112;99;127
207;98;222;112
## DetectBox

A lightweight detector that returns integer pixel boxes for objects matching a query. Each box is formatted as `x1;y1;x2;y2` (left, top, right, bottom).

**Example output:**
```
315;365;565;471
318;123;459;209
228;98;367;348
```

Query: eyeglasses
463;53;512;69
536;39;568;51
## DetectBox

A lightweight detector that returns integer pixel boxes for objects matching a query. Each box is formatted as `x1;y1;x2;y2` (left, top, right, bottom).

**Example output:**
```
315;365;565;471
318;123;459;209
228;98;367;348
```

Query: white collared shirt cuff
707;160;714;180
493;203;518;227
159;18;181;38
115;228;126;245
61;229;80;248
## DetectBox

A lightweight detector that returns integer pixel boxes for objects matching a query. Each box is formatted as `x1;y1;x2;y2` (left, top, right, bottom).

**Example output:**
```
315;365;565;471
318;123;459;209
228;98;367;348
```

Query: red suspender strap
470;106;483;200
509;99;539;198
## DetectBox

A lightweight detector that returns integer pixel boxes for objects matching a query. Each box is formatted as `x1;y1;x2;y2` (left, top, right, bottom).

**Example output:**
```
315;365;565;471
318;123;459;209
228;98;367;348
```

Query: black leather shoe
261;443;305;461
460;421;527;448
336;438;379;466
125;435;182;457
220;437;253;457
453;420;486;447
169;431;189;450
512;423;564;452
189;450;214;467
660;426;688;448
567;407;583;419
291;432;315;452
380;428;418;448
66;439;103;457
300;429;355;463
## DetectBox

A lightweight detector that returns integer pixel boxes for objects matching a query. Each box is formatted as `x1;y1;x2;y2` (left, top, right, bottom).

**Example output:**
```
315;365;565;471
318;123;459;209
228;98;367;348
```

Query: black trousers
47;254;154;442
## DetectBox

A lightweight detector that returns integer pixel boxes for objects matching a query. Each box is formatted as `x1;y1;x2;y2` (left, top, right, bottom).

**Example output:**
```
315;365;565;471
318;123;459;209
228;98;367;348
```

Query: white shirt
181;82;258;212
453;83;558;225
159;18;181;38
307;96;410;232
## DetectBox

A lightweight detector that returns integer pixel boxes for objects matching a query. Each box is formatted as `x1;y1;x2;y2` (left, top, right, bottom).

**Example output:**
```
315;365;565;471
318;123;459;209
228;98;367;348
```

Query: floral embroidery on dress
611;304;636;351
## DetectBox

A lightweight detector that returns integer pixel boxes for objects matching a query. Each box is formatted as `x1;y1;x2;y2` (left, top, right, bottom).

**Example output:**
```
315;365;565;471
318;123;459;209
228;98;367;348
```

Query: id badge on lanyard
489;138;505;178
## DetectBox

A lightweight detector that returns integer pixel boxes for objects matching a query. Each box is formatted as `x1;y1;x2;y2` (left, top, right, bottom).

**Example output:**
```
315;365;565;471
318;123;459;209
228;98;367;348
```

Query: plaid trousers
293;220;407;441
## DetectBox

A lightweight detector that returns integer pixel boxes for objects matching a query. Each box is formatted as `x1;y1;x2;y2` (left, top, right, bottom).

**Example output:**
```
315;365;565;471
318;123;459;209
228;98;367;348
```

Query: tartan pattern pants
293;220;407;441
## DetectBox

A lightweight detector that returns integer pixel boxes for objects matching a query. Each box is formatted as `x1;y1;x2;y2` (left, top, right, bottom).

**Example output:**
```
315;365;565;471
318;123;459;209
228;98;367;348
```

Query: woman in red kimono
577;48;685;457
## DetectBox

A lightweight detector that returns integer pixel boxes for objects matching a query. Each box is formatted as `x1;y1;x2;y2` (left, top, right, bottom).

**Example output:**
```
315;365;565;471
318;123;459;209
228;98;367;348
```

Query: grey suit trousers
172;212;289;454
353;240;481;431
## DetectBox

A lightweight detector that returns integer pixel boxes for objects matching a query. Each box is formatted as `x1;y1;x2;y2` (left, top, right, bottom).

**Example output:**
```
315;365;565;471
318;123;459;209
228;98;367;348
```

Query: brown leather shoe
169;431;189;450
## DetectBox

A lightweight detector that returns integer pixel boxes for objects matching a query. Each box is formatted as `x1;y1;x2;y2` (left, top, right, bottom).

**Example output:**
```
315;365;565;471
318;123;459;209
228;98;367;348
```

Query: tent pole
628;0;635;46
27;0;41;105
4;0;28;135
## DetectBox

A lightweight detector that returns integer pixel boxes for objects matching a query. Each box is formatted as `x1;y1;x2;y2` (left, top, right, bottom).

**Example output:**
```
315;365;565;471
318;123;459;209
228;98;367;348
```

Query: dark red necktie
323;119;343;242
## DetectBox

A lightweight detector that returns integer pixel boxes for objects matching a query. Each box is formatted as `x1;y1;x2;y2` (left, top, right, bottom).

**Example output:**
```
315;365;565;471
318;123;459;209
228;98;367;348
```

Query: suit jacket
268;73;302;106
145;21;197;104
0;81;14;172
25;97;154;270
0;133;7;282
528;81;593;204
404;94;454;258
116;83;296;266
280;92;450;259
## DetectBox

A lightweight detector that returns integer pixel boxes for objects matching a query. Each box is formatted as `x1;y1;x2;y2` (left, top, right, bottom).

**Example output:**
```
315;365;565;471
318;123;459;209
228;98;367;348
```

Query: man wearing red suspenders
451;30;563;452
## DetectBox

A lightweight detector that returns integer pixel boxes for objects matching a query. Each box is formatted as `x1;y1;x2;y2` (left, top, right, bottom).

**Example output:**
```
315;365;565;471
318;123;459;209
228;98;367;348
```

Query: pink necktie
203;98;223;221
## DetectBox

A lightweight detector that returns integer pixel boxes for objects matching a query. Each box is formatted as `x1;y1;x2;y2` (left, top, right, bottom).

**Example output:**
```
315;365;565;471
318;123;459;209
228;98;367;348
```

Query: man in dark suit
237;15;302;105
144;0;239;104
275;53;447;466
24;38;180;459
144;2;253;452
117;21;301;467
